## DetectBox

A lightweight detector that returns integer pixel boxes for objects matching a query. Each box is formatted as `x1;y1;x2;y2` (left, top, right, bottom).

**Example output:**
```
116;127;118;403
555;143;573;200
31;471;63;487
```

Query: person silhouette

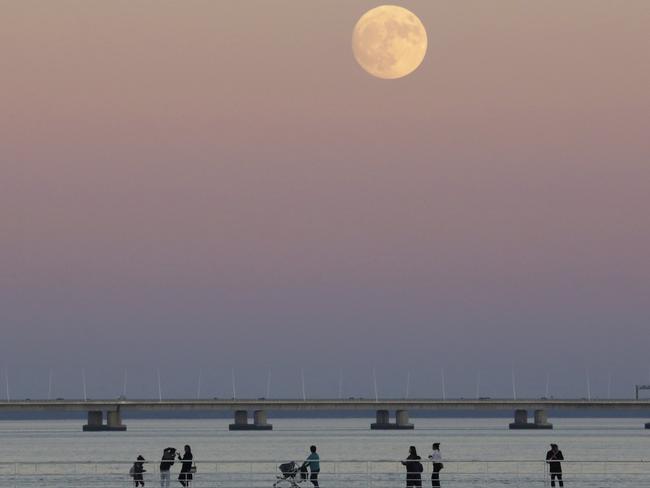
131;455;146;487
546;443;564;487
303;445;320;488
159;447;176;488
177;445;193;487
428;443;443;487
402;446;423;488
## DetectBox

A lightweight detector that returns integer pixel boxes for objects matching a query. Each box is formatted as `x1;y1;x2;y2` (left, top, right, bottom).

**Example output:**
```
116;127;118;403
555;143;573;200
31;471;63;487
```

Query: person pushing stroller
301;445;320;488
274;446;320;488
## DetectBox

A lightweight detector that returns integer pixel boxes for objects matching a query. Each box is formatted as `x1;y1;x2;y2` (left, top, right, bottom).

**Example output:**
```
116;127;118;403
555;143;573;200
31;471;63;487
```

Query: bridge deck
0;399;649;412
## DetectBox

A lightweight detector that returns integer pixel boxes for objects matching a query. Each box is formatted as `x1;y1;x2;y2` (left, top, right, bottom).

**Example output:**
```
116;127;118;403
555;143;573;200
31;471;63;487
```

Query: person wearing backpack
401;446;423;487
130;455;146;487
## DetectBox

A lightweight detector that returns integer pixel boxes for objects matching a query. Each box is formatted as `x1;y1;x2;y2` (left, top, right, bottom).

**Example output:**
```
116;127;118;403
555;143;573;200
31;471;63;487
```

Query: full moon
352;5;427;80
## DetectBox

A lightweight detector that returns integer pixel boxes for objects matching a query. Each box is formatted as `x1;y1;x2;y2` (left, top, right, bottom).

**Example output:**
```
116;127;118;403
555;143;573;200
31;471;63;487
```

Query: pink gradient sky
1;1;649;398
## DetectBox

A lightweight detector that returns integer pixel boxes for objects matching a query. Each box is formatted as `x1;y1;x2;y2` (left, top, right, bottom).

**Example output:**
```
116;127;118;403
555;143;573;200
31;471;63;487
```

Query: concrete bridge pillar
509;409;552;429
371;409;390;429
107;410;124;429
534;409;552;428
253;410;273;430
513;409;528;425
229;410;249;430
83;411;103;430
396;410;414;428
377;410;390;424
229;409;273;430
83;409;127;431
371;409;414;430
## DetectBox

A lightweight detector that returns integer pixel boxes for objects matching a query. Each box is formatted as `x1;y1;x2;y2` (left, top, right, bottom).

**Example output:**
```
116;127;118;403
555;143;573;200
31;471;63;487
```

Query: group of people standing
402;442;564;488
130;444;194;488
401;443;443;488
128;440;563;488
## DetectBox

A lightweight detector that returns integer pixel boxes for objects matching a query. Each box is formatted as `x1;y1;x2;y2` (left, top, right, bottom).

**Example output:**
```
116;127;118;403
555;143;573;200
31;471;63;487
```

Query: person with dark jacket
546;443;564;487
160;447;176;488
131;455;146;487
401;446;423;487
177;444;193;487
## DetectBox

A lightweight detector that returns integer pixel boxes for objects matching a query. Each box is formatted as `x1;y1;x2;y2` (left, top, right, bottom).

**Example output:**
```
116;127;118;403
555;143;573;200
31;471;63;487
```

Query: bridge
1;398;649;431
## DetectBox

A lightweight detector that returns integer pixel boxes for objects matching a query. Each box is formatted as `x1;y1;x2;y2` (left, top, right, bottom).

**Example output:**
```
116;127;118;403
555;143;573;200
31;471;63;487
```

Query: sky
1;1;649;401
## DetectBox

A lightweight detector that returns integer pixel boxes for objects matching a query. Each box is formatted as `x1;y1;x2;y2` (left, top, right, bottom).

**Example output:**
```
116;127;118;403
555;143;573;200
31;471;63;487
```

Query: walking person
303;445;320;488
428;443;443;488
177;445;194;487
160;447;176;488
401;446;423;488
546;443;564;487
130;455;146;487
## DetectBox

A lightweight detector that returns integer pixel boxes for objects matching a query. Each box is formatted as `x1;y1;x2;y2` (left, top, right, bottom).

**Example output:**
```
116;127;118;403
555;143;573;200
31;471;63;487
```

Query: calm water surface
1;417;649;487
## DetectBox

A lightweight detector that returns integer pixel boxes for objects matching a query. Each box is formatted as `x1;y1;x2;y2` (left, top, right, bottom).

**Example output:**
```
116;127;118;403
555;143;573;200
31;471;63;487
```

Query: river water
1;417;648;487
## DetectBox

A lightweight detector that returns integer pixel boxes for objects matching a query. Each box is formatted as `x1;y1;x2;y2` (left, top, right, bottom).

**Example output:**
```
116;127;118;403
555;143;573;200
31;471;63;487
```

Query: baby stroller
273;461;307;488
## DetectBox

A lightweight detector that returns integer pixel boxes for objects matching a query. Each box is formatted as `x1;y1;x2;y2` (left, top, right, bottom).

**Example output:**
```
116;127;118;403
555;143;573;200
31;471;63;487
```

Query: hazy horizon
1;1;649;400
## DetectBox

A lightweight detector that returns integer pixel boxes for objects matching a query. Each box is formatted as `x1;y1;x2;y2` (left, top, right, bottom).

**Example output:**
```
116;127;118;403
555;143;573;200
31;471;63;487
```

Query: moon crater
352;5;427;79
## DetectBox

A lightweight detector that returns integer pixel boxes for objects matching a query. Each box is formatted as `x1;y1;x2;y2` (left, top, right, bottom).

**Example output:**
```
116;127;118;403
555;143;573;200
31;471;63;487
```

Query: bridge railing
1;459;649;487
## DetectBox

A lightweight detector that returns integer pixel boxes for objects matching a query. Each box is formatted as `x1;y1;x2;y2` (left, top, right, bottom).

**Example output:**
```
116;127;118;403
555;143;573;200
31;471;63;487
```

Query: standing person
401;446;423;488
130;455;146;487
160;447;176;488
303;445;320;488
177;445;194;487
546;443;564;487
428;443;443;488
